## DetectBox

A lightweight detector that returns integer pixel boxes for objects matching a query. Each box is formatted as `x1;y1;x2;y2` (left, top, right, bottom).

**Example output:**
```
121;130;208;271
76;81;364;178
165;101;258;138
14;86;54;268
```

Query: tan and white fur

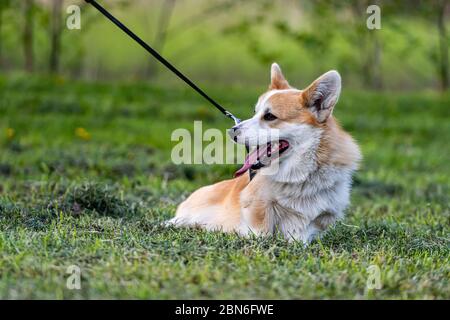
168;63;361;244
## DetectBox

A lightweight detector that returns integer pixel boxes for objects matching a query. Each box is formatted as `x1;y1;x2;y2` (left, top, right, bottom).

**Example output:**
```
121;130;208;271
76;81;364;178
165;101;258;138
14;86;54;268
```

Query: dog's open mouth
234;140;289;177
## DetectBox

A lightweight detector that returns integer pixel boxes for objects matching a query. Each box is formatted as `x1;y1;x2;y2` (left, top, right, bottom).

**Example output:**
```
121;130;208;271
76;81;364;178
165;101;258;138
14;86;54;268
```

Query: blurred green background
0;0;448;91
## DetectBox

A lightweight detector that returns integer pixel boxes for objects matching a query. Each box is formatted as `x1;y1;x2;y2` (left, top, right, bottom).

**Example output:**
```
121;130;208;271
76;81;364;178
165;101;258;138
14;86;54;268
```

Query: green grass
0;75;449;299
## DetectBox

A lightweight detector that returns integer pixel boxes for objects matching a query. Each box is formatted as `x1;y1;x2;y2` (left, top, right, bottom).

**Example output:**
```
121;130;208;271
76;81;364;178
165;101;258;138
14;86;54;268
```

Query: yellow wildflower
75;127;91;141
6;128;15;140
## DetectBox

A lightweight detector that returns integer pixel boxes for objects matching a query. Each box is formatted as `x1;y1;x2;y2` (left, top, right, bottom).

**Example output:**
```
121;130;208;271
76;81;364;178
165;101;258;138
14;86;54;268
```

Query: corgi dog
169;63;361;243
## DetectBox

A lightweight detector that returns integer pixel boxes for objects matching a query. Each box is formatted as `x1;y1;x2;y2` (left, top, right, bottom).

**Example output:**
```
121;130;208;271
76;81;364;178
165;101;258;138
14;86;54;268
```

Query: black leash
84;0;241;125
84;0;256;179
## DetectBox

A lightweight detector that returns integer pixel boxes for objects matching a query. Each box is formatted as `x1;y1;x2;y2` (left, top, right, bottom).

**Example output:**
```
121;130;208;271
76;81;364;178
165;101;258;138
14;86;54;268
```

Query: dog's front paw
162;217;182;228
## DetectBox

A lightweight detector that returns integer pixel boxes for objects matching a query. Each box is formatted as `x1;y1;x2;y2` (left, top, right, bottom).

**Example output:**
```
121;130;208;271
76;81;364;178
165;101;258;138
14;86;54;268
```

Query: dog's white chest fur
239;162;354;243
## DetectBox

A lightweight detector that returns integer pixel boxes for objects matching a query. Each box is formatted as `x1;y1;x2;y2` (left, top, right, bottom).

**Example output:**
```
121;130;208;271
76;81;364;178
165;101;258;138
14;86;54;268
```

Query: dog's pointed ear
269;63;290;90
302;70;341;123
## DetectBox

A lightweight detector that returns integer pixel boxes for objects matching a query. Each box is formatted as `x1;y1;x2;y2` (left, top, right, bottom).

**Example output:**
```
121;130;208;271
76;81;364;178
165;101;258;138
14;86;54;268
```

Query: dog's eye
263;112;277;121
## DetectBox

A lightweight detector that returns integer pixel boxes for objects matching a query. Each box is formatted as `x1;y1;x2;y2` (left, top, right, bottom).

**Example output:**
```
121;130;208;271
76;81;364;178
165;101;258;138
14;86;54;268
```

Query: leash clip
225;111;241;125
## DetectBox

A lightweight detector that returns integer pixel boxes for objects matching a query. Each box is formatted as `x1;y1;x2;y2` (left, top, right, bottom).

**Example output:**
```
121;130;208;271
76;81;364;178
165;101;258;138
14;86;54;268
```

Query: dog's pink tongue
234;144;268;177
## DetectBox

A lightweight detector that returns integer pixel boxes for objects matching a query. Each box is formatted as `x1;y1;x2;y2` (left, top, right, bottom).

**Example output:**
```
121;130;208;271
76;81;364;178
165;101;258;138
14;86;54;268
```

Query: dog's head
230;63;342;179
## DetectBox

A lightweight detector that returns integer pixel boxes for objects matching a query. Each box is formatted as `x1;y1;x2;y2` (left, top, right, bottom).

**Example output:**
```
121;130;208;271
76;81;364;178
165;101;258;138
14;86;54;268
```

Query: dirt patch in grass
55;183;139;217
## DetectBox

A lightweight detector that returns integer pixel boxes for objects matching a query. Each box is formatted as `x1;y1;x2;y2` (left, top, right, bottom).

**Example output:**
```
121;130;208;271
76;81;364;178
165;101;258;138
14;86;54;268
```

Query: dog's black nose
229;124;241;134
231;126;241;135
228;125;241;142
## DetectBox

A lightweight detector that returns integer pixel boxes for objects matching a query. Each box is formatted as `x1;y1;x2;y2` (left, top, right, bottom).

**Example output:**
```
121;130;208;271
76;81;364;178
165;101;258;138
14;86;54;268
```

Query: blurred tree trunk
49;0;63;74
145;0;176;79
437;1;448;91
351;0;383;90
0;4;3;69
371;31;383;90
371;0;383;90
23;0;34;72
